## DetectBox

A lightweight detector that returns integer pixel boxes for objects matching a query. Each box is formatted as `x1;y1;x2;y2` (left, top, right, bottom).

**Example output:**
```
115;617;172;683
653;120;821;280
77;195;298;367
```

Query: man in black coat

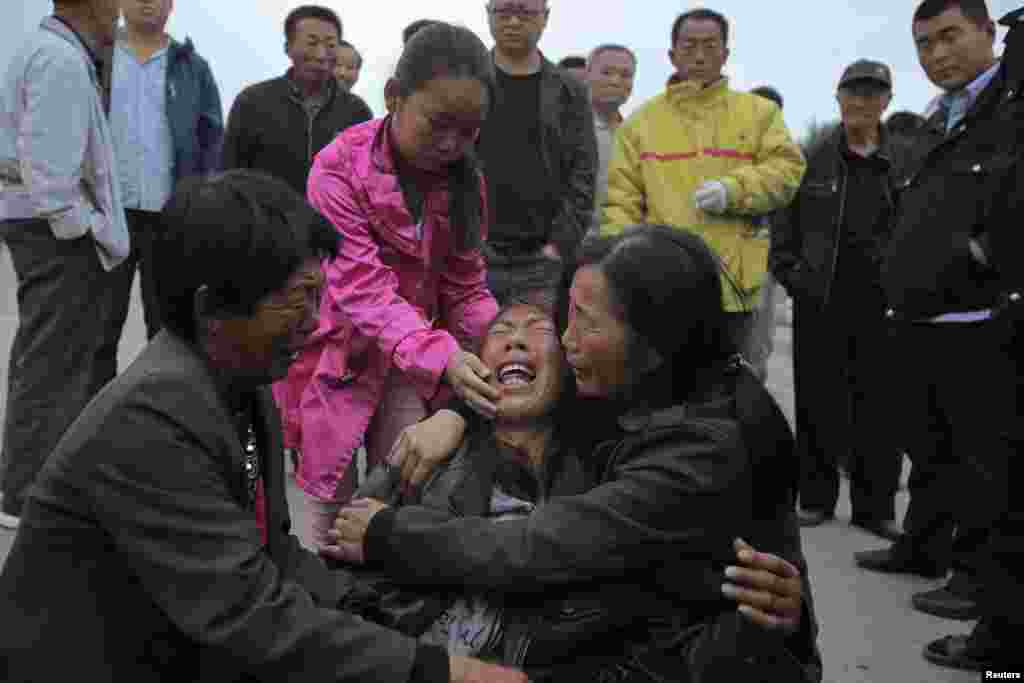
854;0;1023;672
771;60;909;541
221;6;372;195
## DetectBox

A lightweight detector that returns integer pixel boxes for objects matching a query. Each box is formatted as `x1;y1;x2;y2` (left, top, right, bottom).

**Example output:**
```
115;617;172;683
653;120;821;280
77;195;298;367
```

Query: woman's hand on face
721;538;803;633
444;351;499;419
391;409;468;489
321;498;390;565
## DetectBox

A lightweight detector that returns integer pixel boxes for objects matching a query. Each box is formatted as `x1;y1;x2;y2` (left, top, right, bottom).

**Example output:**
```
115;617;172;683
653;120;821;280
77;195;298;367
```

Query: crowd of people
0;0;1020;680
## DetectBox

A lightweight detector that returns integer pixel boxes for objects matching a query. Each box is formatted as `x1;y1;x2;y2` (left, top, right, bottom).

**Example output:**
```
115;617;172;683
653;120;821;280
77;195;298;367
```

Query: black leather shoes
912;583;980;620
797;508;835;527
851;517;904;542
923;634;997;671
854;547;947;579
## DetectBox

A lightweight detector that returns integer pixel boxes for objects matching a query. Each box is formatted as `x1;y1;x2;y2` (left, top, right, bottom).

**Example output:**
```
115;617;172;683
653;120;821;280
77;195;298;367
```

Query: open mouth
497;362;536;387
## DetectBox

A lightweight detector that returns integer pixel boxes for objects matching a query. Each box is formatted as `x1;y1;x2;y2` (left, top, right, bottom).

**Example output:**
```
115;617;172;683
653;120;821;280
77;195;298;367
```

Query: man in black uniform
855;0;1023;672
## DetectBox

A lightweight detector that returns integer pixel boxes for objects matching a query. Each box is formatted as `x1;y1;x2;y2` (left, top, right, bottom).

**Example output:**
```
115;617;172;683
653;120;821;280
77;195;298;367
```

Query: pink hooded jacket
274;118;498;501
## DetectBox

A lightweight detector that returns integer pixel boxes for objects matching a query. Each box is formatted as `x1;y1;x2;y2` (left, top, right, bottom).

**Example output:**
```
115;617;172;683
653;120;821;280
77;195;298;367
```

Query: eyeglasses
489;6;546;22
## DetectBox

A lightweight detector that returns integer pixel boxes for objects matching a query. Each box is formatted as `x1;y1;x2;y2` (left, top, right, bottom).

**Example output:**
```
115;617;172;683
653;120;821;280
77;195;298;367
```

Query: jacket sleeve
196;56;224;176
549;82;597;259
87;394;446;683
308;151;460;402
767;187;806;289
601;121;645;234
364;426;747;593
719;103;806;216
439;173;499;352
220;88;247;171
17;48;104;240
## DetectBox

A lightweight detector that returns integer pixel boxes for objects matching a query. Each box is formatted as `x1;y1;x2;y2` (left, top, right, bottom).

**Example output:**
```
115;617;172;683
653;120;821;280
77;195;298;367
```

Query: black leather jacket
348;366;822;681
882;15;1024;319
770;125;913;309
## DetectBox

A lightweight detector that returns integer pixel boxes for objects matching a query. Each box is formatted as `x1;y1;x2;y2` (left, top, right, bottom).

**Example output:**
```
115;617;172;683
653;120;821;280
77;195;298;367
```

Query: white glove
694;180;729;214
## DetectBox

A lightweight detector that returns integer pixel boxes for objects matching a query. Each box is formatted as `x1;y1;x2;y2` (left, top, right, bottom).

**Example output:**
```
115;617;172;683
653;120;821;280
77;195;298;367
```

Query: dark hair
390;23;495;252
557;56;587;70
559;225;735;409
671;8;730;47
403;18;439;45
886;110;927;136
587;44;638;69
751;85;784;109
913;0;990;27
338;40;362;68
155;170;340;343
284;5;342;44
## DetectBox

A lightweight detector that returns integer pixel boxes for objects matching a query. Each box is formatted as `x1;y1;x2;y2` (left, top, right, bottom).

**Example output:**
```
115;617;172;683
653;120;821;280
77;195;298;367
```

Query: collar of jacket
283;67;338;107
116;28;194;64
44;16;101;74
666;76;730;108
833;124;894;165
616;366;735;433
490;49;562;108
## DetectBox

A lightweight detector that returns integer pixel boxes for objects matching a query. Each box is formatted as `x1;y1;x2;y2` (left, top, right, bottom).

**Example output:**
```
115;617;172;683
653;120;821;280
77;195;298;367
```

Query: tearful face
479;304;566;423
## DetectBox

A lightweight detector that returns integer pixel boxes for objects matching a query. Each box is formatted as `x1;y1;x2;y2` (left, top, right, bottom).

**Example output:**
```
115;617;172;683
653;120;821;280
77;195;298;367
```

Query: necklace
236;411;261;509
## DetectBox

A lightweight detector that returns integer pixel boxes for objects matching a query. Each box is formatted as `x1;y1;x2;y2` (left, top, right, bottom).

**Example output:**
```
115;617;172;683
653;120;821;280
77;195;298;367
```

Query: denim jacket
0;17;130;270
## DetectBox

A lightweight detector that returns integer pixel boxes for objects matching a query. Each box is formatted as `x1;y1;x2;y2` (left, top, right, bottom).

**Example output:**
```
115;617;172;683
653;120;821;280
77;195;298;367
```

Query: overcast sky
6;1;1018;138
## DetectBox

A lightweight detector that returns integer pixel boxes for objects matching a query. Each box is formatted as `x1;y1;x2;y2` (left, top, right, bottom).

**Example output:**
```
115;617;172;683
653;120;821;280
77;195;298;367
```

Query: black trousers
890;319;1017;581
124;209;162;340
0;220;134;516
972;317;1024;628
791;297;901;521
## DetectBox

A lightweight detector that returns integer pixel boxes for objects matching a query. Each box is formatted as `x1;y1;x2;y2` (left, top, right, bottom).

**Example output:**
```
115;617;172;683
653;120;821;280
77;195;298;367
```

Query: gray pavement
0;243;977;682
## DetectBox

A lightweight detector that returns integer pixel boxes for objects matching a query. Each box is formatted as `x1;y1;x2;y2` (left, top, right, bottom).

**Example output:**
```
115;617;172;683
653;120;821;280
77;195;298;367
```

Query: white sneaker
0;510;19;530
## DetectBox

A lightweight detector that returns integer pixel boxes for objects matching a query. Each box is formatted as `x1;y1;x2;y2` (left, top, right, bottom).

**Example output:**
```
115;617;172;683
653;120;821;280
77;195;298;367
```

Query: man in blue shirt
0;0;128;528
110;0;223;339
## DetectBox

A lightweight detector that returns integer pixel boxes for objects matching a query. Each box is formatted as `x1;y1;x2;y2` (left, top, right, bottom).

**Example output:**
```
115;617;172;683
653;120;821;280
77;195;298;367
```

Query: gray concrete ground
0;243;978;682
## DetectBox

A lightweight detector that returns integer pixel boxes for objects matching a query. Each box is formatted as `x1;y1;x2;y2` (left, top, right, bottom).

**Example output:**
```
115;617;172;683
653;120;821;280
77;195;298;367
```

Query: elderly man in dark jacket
771;60;912;541
854;0;1024;672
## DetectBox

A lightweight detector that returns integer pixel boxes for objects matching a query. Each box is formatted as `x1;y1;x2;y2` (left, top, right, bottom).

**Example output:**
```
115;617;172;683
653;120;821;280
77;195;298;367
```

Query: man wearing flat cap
770;58;911;541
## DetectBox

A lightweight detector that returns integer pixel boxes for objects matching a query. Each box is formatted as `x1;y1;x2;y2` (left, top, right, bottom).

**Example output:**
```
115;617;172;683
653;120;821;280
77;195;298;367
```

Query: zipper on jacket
823;165;848;307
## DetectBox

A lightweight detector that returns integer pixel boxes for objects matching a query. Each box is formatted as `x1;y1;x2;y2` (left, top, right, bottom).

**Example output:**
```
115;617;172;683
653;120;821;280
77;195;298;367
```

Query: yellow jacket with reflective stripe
601;78;805;310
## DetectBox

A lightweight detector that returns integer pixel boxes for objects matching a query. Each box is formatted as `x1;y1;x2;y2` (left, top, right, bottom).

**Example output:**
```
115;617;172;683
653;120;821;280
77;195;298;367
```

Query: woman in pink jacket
276;23;502;548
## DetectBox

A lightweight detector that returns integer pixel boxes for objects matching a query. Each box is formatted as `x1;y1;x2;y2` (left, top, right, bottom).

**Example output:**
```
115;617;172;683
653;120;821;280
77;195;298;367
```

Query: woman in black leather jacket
330;226;822;682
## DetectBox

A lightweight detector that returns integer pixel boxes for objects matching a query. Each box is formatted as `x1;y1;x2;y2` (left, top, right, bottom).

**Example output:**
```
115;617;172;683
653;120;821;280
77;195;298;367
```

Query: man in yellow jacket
602;8;805;371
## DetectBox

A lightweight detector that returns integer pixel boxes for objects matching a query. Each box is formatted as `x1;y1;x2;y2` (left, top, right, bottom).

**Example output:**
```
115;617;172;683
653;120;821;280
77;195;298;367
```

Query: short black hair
403;19;439;45
671;8;730;47
155;171;340;343
588;44;638;69
338;39;362;68
284;5;342;44
913;0;990;27
557;56;587;70
751;85;784;109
